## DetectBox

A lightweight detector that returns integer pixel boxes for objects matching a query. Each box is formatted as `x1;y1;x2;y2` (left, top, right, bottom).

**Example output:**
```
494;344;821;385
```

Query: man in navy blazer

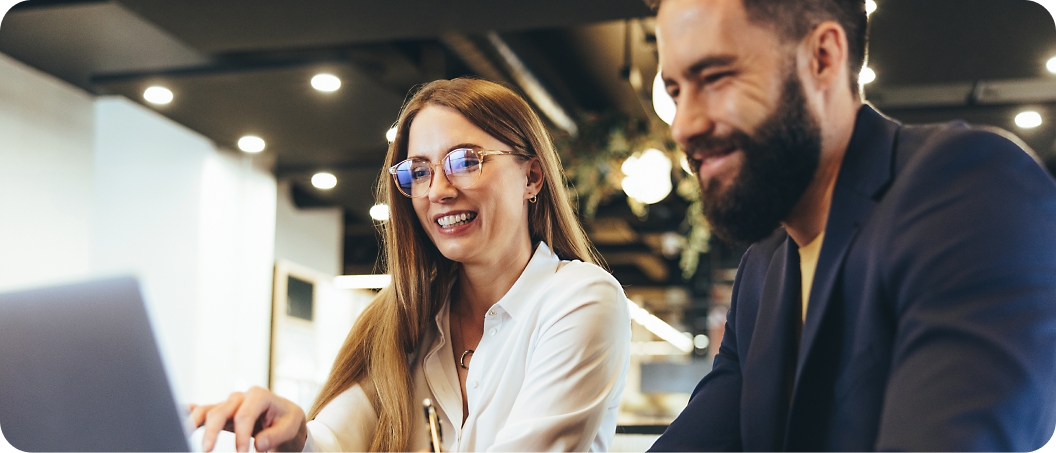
650;0;1056;451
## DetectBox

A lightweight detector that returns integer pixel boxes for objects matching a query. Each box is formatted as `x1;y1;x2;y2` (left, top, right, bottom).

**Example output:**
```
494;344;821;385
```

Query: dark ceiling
2;0;1055;303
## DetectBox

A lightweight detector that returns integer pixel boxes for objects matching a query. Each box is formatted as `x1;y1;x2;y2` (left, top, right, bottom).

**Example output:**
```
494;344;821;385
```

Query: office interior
1;0;1054;450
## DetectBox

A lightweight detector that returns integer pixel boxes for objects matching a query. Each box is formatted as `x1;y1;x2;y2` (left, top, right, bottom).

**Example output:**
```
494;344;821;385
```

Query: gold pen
422;398;443;452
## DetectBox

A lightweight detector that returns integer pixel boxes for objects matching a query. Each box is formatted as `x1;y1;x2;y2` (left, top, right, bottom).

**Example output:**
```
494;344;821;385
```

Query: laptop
0;276;191;452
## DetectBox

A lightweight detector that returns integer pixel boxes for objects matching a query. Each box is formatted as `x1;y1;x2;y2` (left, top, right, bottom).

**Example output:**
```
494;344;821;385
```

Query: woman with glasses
191;78;630;452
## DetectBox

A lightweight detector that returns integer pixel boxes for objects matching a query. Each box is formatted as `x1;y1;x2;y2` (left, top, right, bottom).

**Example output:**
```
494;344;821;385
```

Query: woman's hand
188;386;308;452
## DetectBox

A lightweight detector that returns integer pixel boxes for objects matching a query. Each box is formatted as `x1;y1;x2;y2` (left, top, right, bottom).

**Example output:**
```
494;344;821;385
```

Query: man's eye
704;71;734;84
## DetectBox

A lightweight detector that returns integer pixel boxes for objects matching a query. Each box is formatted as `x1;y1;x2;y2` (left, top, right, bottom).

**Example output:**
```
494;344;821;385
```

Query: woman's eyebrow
447;143;482;152
406;143;481;161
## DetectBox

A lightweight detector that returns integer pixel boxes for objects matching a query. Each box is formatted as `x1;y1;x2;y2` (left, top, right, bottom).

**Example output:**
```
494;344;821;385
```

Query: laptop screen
0;276;190;452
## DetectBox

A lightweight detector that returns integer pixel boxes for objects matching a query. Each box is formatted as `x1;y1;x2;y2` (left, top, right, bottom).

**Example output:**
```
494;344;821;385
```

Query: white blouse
303;242;631;452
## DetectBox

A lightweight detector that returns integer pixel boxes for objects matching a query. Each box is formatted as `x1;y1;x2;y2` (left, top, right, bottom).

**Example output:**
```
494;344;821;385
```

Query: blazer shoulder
896;121;1042;175
738;228;789;276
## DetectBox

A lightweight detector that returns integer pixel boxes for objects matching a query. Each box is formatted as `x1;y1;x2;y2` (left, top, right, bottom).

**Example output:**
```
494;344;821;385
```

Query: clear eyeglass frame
387;148;529;198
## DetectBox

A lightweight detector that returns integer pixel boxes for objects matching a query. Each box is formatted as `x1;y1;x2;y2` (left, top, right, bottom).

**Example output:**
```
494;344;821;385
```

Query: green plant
555;113;710;279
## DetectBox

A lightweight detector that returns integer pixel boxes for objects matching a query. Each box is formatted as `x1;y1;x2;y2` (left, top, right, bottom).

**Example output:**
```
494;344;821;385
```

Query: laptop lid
0;276;191;452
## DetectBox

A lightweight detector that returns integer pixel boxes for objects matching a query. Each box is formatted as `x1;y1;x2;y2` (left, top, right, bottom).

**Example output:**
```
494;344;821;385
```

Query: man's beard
687;70;822;245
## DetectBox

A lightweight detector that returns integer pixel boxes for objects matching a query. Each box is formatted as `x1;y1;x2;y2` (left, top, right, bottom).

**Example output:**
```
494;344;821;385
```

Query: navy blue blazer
651;105;1056;451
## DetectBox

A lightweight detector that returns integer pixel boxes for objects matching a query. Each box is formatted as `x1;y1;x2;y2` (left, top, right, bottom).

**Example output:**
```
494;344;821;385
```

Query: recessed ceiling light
369;203;390;221
1015;110;1043;129
237;135;265;153
859;67;876;85
386;126;398;143
652;72;676;125
311;73;341;92
312;172;337;190
1047;56;1056;75
143;86;173;105
865;0;877;16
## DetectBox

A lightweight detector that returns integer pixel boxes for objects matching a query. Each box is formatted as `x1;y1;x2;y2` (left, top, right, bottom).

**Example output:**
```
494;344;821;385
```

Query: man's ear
525;158;545;199
802;21;850;94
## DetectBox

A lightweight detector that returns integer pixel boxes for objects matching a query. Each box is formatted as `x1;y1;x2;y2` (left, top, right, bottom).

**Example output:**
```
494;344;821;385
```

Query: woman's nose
427;167;457;202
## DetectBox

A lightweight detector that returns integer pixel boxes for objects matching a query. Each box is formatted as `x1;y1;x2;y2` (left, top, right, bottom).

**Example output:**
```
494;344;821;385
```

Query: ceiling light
652;72;676;125
369;203;390;221
865;0;877;16
311;73;341;92
143;86;173;105
859;67;876;85
385;126;397;143
1047;56;1056;74
1015;110;1043;129
311;172;337;190
333;274;391;289
237;135;265;153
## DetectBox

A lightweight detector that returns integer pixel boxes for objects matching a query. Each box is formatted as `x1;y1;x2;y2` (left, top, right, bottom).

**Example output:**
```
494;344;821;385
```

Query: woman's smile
434;210;478;231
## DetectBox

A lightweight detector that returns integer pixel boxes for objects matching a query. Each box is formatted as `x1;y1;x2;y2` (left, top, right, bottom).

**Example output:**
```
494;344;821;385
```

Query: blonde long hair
307;78;602;452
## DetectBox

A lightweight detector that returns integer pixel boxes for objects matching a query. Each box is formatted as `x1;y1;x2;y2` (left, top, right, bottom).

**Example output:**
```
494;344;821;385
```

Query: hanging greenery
555;113;711;280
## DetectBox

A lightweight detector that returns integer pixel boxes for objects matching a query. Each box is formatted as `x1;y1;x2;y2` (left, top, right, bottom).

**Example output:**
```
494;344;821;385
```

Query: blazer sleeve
875;129;1056;451
649;265;746;452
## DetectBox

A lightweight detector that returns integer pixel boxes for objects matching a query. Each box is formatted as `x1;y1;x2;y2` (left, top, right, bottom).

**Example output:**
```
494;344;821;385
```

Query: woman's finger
201;392;245;452
252;405;307;453
187;403;215;429
232;387;273;453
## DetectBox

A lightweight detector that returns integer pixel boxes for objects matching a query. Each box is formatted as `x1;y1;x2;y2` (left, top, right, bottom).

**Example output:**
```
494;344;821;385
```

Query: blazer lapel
786;105;901;446
741;237;802;451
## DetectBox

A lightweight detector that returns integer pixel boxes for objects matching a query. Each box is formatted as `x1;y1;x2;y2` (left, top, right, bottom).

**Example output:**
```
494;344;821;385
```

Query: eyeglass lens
392;148;483;197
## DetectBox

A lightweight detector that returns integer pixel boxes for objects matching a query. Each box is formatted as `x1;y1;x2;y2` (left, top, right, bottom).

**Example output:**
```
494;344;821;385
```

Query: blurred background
1;0;1054;449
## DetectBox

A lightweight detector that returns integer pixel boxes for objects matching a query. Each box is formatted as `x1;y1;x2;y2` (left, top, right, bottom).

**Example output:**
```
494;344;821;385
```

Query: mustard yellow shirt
798;231;825;322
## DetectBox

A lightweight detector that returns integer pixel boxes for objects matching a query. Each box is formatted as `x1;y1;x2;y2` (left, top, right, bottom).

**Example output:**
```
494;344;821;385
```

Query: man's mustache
683;130;751;172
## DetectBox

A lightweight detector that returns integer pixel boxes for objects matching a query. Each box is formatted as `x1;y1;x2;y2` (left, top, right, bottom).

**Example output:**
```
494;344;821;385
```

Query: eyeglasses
388;148;528;198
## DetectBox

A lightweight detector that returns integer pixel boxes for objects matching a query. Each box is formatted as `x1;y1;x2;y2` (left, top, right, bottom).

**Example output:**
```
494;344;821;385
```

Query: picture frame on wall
269;259;374;411
270;260;327;409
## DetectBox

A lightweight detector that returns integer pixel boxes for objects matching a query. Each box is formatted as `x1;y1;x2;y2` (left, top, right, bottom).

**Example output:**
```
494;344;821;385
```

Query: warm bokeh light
652;72;676;125
386;126;397;143
311;172;337;189
866;0;877;16
237;135;265;153
622;148;673;204
680;153;694;175
1047;56;1056;75
143;86;173;105
311;73;341;92
369;203;390;221
694;334;710;350
859;67;876;85
1015;111;1043;129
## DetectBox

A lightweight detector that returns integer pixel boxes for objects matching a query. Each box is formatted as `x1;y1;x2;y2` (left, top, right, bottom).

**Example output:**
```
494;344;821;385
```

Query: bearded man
648;0;1056;451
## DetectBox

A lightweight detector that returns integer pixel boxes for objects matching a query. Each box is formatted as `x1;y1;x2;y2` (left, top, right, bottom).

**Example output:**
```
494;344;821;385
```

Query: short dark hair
651;0;869;96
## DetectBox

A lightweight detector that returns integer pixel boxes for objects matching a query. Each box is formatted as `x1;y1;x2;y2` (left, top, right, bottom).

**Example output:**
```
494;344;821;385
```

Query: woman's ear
525;158;544;200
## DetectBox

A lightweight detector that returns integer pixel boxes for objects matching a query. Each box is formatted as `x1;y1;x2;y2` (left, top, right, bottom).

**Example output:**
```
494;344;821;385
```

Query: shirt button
471;381;479;388
489;328;498;336
487;310;495;317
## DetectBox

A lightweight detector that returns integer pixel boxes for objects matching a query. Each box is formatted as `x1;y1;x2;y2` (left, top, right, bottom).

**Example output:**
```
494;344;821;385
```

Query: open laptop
0;276;191;452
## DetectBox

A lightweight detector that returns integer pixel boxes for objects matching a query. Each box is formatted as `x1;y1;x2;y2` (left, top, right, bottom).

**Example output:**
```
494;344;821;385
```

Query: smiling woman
189;78;631;453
